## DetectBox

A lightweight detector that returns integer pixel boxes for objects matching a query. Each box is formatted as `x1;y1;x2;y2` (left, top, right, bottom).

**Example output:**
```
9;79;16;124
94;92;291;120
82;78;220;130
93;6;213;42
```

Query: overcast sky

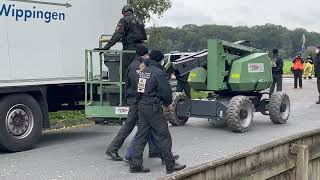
146;0;320;32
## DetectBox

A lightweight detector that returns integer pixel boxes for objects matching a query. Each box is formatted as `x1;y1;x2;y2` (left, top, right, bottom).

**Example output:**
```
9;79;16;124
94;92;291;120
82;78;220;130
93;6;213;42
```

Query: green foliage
283;60;293;75
49;111;91;129
130;0;171;22
49;111;85;120
146;24;320;58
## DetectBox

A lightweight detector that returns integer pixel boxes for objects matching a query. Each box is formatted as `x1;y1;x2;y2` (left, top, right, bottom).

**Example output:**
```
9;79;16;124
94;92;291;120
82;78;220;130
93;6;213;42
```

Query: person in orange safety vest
291;53;304;89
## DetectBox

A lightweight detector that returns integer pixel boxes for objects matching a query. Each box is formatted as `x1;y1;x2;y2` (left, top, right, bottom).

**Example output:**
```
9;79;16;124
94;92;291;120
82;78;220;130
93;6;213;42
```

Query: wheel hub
239;105;253;128
280;98;290;120
280;103;286;112
240;110;248;119
6;104;34;139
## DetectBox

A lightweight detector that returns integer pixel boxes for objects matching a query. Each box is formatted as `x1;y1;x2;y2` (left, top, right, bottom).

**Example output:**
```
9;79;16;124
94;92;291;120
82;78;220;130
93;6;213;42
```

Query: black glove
93;48;105;50
93;48;107;55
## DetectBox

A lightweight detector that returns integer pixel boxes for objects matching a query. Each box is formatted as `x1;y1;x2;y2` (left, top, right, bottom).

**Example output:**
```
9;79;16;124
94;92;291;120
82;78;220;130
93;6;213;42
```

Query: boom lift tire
164;92;189;126
0;94;43;152
227;96;253;133
269;92;290;124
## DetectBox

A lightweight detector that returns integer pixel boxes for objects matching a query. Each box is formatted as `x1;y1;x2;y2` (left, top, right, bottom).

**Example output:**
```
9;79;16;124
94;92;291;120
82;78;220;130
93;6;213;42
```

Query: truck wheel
227;96;253;133
164;92;189;126
0;94;43;152
269;92;290;124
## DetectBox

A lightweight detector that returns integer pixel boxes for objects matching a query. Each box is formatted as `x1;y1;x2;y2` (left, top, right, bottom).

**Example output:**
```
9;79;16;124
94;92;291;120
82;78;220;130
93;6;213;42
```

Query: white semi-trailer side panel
0;14;10;80
8;2;63;80
0;0;126;87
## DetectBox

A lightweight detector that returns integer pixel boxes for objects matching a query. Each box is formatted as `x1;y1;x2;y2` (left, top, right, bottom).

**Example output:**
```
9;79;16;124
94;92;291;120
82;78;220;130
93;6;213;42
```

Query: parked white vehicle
0;0;126;152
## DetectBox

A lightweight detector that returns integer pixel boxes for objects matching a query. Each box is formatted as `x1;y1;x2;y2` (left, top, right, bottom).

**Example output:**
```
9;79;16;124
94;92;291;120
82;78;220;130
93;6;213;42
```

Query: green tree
146;24;320;57
129;0;172;22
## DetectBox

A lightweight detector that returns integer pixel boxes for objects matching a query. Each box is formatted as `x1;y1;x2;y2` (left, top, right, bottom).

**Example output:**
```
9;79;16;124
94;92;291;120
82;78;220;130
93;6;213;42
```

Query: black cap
136;44;148;56
150;50;164;62
122;5;134;14
272;49;278;54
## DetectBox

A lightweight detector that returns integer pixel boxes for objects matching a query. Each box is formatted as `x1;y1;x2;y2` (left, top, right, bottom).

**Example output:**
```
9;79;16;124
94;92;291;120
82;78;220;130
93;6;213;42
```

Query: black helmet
136;44;148;56
150;50;164;62
122;5;134;14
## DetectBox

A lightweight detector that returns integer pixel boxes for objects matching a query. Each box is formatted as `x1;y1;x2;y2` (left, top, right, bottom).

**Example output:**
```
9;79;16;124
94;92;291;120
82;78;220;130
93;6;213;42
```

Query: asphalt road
0;78;319;180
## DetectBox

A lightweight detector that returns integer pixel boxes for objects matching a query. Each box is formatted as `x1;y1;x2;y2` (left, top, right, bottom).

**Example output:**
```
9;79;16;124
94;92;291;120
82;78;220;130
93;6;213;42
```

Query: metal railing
84;49;134;119
159;129;320;180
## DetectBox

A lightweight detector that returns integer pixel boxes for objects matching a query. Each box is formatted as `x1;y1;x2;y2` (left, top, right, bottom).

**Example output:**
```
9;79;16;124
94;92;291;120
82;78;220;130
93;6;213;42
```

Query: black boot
105;150;123;161
130;166;150;173
166;163;186;174
162;155;180;165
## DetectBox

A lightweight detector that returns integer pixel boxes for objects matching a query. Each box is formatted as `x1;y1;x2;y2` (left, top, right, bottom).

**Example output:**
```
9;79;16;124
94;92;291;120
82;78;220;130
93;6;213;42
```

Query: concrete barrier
159;129;320;180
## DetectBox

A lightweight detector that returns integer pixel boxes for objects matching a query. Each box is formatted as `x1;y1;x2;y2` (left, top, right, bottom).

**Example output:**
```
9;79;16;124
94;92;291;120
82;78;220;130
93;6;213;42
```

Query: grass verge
49;111;93;129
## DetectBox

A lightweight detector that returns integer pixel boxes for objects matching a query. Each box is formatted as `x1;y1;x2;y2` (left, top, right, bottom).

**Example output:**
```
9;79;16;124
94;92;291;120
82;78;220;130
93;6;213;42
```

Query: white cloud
146;0;320;32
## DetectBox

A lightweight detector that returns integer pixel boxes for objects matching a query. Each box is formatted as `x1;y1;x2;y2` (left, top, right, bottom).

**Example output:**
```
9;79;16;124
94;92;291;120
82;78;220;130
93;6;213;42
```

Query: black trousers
294;70;303;88
107;100;159;155
126;127;161;159
269;74;282;95
176;81;191;98
131;103;174;168
122;44;142;82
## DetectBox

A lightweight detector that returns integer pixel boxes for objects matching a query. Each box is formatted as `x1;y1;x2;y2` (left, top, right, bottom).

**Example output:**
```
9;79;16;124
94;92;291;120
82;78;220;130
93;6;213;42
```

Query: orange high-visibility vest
293;58;304;70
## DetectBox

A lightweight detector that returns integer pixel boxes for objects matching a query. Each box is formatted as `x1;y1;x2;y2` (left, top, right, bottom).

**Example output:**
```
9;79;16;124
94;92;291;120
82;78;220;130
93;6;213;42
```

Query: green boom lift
164;39;290;133
84;38;290;133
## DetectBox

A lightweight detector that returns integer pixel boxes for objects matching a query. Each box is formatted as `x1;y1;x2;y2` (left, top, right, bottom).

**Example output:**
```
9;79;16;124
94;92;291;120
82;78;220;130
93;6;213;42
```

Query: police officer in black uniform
269;49;284;95
130;50;186;174
106;45;158;160
176;73;191;98
106;45;179;163
98;5;147;81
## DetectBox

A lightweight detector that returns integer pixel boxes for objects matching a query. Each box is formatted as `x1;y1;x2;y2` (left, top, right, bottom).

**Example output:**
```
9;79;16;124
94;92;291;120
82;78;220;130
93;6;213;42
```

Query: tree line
146;24;320;58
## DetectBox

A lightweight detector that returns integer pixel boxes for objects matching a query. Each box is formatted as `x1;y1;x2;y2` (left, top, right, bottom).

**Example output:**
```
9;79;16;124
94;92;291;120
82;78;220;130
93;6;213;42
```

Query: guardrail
159;129;320;180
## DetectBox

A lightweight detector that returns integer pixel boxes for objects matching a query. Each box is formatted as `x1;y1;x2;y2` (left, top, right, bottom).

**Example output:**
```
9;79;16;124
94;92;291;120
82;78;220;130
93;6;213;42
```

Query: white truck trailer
0;0;127;152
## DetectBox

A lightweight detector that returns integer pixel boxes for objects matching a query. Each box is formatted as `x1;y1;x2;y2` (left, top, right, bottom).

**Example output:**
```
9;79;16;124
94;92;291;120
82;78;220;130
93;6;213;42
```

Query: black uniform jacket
136;60;173;107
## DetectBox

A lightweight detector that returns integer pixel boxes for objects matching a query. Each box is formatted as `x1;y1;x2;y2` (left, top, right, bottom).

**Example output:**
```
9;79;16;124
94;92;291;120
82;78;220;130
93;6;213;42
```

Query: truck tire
226;96;253;133
164;92;189;126
0;94;43;152
269;92;290;124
